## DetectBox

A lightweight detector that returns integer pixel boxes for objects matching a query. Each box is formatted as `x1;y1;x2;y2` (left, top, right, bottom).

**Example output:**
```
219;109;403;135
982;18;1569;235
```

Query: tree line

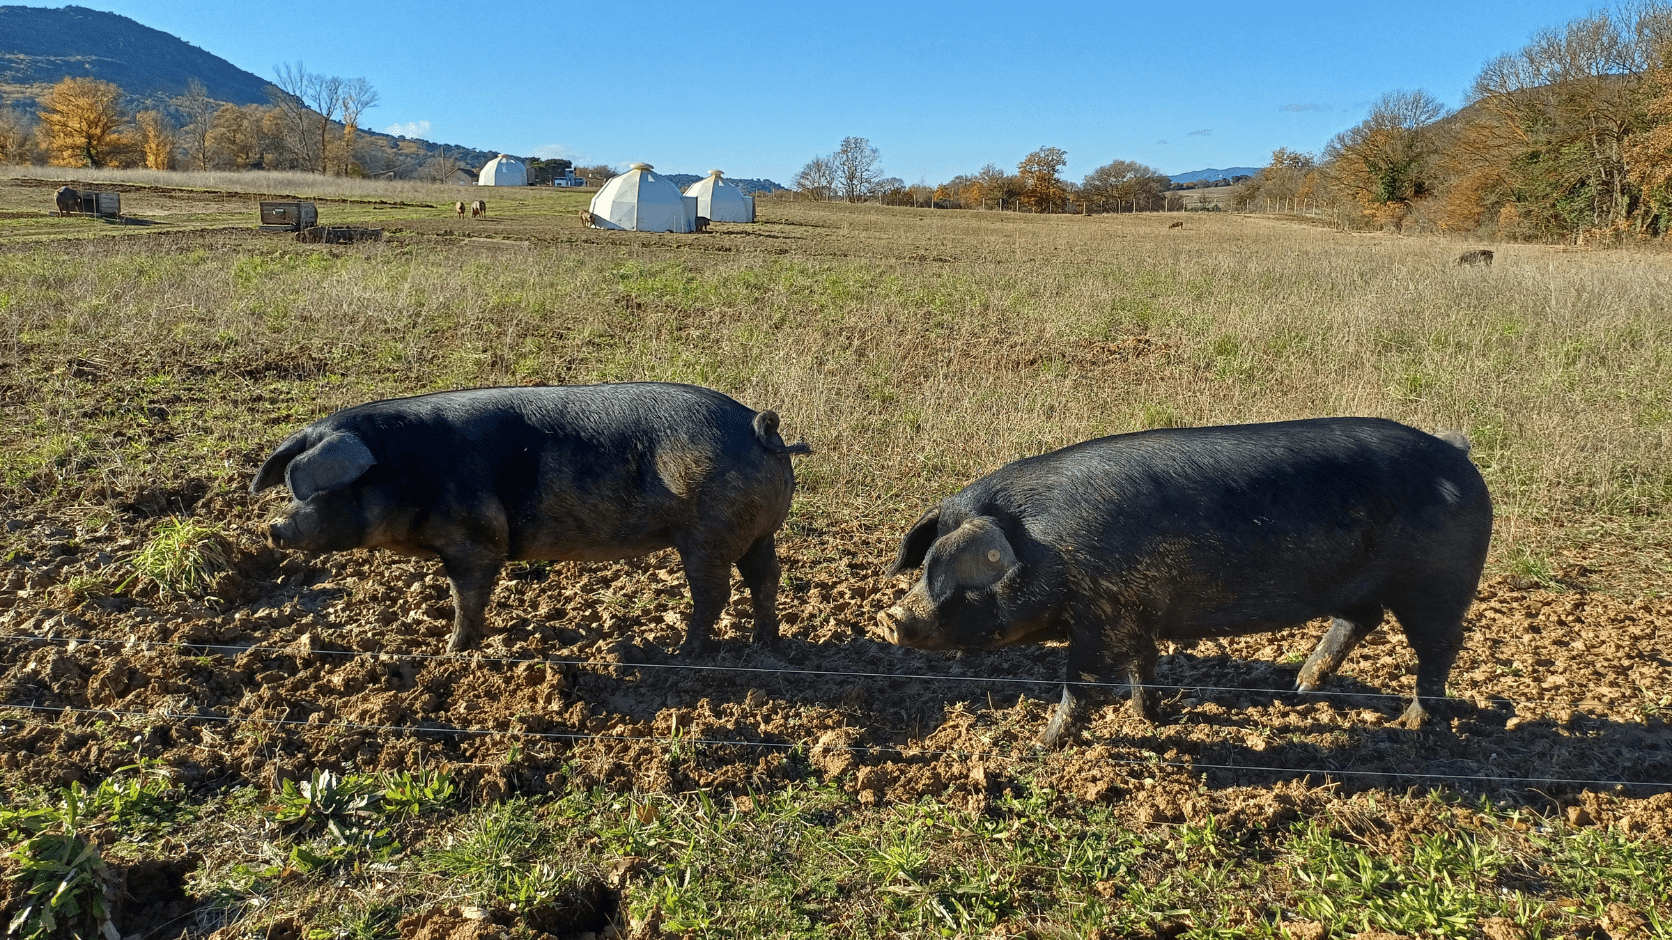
1238;2;1672;241
791;139;1181;213
0;64;478;182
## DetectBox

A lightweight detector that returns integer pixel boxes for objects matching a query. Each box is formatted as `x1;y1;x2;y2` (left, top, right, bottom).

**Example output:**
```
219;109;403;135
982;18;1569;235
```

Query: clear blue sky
18;0;1610;183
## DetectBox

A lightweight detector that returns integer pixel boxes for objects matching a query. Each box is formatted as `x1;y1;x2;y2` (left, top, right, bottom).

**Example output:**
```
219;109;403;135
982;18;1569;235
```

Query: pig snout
878;587;946;649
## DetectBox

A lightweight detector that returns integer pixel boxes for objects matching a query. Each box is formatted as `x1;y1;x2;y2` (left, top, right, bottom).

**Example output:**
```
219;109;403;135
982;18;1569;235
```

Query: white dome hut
683;170;756;223
586;163;698;232
477;154;528;186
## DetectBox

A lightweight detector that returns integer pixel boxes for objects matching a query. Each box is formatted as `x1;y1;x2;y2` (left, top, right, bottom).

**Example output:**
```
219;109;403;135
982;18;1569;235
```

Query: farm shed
683;170;755;223
477;154;528;186
259;201;318;232
586;163;698;232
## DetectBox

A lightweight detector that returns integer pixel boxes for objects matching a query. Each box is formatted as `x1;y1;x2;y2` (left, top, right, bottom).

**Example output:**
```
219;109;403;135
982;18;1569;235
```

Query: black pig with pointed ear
878;417;1491;747
252;383;810;654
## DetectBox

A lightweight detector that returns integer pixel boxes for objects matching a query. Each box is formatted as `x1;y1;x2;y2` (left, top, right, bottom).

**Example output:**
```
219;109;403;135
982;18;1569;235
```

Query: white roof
478;154;527;186
683;170;756;223
587;163;698;232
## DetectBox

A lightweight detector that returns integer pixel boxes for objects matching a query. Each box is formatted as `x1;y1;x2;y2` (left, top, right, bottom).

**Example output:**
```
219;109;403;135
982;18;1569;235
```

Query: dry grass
2;189;1670;587
0;164;496;202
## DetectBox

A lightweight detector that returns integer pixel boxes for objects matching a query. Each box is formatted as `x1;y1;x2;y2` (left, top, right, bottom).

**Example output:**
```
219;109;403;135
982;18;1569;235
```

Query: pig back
327;383;798;560
955;417;1491;620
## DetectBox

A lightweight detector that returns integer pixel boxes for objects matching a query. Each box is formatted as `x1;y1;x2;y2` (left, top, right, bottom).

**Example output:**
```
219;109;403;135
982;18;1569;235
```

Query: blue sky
20;0;1610;184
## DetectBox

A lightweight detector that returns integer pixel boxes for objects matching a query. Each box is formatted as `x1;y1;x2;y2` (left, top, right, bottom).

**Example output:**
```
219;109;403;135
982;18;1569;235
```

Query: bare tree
271;61;345;173
833;136;882;202
339;77;379;174
1323;89;1449;227
794;154;837;201
176;77;214;170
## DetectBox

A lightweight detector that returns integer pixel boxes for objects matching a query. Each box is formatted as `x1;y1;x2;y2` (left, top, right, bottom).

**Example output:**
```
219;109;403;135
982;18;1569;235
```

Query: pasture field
1;169;1671;939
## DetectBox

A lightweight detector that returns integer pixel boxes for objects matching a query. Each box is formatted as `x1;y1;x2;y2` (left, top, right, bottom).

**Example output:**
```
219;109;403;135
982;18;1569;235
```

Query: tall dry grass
3;200;1669;581
0;164;491;202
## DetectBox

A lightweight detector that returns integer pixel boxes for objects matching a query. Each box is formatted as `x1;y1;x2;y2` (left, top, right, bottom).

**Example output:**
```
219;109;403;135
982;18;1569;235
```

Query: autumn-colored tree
1323;89;1448;229
338;77;378;175
1624;57;1672;234
1233;148;1321;210
1017;146;1067;212
37;76;137;168
1465;6;1672;238
1081;158;1169;212
136;109;176;170
0;106;39;164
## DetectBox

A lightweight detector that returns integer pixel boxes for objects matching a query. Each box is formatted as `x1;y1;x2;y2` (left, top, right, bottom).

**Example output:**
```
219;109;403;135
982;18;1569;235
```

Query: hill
0;4;272;106
664;173;788;195
1169;166;1261;184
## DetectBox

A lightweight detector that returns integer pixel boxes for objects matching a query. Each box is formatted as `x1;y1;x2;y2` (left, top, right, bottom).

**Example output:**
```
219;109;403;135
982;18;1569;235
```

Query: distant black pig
252;383;810;653
878;417;1492;747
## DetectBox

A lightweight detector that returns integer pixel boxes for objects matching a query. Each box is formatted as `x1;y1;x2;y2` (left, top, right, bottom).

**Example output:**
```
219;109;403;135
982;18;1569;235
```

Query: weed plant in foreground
1;187;1671;938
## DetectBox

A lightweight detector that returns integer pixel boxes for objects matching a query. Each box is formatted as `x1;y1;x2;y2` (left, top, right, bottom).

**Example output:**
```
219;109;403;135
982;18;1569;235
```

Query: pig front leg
439;549;505;652
1038;601;1117;748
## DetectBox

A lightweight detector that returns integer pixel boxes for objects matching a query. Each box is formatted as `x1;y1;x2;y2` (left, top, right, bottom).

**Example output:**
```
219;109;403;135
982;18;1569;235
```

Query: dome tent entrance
683;170;755;223
586;163;698;232
478;154;528;186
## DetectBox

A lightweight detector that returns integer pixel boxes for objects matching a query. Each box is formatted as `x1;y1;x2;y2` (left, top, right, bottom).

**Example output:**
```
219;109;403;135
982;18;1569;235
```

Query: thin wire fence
0;632;1654;714
3;632;1667;793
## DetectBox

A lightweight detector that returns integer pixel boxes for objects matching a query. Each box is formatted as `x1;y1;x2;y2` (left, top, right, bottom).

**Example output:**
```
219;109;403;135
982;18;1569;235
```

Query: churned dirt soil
3;487;1669;836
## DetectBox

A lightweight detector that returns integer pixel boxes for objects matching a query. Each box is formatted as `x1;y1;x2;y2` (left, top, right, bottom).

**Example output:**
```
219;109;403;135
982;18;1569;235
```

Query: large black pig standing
252;383;810;653
878;417;1492;747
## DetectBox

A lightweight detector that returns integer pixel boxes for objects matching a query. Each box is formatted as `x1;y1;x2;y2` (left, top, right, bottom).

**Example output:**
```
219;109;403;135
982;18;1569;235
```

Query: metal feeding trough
259;201;318;232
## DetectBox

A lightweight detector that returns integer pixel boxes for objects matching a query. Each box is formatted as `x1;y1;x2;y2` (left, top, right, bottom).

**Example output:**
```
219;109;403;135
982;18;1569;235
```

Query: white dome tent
477;154;528;186
586;163;698;232
683;170;755;223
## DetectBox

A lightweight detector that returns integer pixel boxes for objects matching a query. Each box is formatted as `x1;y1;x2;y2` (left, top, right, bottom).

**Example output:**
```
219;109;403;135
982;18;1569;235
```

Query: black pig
252;383;810;653
878;417;1491;747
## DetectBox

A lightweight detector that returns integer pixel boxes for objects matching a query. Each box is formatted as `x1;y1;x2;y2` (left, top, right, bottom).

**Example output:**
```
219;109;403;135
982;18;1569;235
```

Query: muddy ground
3;484;1669;827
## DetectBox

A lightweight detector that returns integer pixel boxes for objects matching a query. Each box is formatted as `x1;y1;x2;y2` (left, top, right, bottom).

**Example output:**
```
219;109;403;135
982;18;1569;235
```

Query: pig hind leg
1295;602;1384;693
676;551;734;656
1385;590;1470;729
735;535;781;645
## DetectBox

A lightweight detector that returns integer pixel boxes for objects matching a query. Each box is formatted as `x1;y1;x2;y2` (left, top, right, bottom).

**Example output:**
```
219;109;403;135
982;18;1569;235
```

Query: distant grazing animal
54;186;78;217
1457;249;1493;267
1168;220;1184;229
471;199;486;218
455;201;465;218
694;216;710;233
579;209;597;227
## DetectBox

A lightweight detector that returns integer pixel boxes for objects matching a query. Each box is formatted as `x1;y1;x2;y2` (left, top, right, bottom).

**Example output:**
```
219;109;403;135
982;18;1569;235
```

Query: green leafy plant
379;768;457;818
123;516;231;597
3;784;119;940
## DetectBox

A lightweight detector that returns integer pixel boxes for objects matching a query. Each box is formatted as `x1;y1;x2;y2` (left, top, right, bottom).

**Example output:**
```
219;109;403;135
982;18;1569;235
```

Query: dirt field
2;172;1671;937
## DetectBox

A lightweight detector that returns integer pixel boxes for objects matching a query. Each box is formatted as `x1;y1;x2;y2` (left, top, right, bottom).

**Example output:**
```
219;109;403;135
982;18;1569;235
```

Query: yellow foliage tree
37;77;136;168
1017;146;1067;212
136;109;176;170
1624;62;1672;235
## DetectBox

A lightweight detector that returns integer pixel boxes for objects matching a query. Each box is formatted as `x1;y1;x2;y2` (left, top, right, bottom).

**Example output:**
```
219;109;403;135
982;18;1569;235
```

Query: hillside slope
0;4;272;106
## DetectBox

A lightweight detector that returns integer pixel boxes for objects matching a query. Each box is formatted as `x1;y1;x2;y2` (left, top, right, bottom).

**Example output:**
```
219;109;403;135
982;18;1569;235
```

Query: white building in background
586;163;698;232
477;153;528;186
683;170;755;223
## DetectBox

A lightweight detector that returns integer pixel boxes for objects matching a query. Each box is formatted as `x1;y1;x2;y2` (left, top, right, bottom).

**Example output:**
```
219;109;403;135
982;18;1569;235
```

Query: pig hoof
750;627;780;647
446;631;477;653
676;636;714;657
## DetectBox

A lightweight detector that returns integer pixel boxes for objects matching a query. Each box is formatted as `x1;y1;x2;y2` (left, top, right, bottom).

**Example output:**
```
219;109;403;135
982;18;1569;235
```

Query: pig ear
284;433;377;500
251;433;311;494
935;517;1019;591
887;507;941;576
